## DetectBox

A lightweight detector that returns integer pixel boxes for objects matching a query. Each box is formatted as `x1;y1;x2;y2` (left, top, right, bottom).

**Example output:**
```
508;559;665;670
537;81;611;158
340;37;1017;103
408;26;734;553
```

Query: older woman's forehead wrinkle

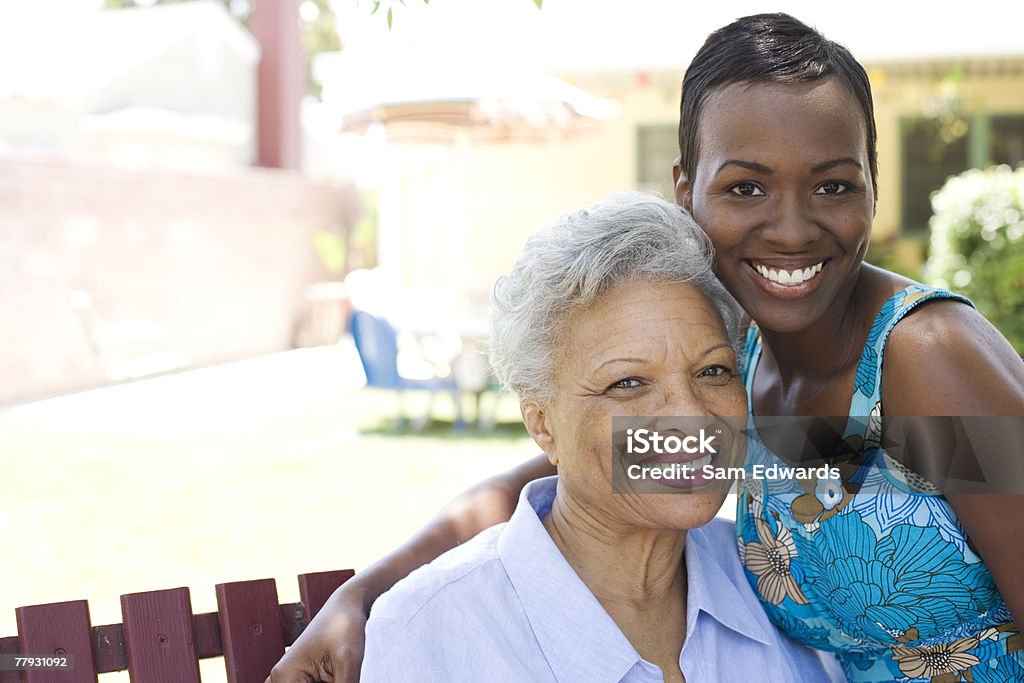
554;282;733;396
579;326;728;372
584;338;733;376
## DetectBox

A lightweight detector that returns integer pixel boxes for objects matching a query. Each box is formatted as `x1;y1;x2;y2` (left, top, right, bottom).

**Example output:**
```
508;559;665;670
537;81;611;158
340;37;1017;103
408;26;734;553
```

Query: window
900;118;970;233
636;125;678;192
991;115;1024;167
900;114;1024;233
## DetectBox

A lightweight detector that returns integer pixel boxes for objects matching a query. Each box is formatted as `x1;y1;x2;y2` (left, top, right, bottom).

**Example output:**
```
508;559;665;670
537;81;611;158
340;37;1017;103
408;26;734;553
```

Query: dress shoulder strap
740;322;762;413
847;284;975;417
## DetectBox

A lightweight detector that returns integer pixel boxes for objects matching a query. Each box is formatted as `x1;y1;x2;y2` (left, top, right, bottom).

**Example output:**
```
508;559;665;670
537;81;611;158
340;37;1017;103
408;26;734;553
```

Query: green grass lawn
0;347;533;680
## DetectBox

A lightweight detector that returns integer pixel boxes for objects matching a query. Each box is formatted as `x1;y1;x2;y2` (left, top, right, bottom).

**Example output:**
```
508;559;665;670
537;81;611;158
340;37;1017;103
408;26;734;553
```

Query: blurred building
0;1;259;170
0;0;361;404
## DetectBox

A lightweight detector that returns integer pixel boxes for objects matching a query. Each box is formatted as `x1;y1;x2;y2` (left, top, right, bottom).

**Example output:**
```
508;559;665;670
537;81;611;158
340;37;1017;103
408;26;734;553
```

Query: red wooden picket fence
0;569;354;683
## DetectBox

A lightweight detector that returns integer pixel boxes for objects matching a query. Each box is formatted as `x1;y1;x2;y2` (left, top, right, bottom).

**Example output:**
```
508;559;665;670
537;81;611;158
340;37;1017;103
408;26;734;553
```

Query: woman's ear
672;159;693;213
521;401;557;466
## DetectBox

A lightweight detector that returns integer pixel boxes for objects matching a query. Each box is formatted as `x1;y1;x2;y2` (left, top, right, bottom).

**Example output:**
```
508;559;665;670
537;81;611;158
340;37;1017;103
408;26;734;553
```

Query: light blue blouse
362;476;842;682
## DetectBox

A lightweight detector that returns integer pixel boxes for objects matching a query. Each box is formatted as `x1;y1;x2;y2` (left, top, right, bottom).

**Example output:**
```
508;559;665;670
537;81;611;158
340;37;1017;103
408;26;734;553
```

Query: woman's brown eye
815;181;848;195
698;365;734;379
730;182;764;197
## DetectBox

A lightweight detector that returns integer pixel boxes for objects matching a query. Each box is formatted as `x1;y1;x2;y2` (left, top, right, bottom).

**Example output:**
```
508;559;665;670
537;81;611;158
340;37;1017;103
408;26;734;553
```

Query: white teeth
753;261;824;286
689;454;712;470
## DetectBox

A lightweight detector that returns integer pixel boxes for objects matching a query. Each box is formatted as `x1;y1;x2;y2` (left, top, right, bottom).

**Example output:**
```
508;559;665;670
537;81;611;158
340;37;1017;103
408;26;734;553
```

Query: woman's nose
762;193;821;251
654;382;711;418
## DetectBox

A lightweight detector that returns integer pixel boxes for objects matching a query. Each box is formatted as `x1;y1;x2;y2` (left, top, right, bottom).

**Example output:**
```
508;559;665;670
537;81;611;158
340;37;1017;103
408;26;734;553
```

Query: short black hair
678;13;878;197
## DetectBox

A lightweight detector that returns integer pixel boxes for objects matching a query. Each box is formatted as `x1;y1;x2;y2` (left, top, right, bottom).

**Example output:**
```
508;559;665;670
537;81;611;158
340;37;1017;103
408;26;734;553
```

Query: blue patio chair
350;310;464;429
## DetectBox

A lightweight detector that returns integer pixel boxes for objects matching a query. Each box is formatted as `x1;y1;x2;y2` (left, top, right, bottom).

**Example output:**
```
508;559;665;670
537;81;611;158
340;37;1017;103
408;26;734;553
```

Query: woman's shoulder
859;264;968;322
370;524;508;625
878;283;1024;416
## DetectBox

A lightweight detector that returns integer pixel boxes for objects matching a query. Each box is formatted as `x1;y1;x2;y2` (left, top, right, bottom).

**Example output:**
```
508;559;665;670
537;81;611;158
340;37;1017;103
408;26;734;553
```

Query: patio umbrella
316;48;620;315
322;49;619;144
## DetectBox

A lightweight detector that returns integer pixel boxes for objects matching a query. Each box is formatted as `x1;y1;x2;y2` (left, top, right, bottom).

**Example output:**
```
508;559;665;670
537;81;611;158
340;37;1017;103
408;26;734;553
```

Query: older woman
358;193;839;682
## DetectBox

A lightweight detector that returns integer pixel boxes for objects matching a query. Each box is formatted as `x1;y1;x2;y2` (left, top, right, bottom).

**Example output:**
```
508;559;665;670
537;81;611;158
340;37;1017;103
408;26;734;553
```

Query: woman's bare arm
267;453;555;683
883;301;1024;627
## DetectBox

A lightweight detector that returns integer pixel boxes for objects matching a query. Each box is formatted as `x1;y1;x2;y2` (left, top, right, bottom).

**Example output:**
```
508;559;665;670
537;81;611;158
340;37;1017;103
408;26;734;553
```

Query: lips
636;430;719;490
750;260;825;286
636;456;716;490
639;449;713;466
741;259;830;300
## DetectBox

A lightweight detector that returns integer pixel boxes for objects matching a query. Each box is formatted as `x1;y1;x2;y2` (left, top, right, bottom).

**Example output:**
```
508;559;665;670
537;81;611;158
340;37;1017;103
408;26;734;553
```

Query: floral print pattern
798;514;996;644
741;517;809;605
736;286;1024;681
790;472;853;525
891;637;981;679
971;654;1024;683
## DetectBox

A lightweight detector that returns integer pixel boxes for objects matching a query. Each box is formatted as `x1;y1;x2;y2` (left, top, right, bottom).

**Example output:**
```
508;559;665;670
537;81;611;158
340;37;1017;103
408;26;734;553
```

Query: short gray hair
489;192;742;402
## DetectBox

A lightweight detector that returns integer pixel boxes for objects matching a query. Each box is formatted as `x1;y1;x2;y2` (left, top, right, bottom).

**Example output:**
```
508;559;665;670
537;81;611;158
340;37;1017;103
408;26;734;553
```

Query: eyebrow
715;157;864;176
811;157;863;174
716;159;772;175
594;357;648;372
592;342;735;372
699;342;736;359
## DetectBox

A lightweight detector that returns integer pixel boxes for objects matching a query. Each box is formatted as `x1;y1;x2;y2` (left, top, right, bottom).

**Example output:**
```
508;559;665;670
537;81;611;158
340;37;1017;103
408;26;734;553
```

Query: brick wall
0;155;360;403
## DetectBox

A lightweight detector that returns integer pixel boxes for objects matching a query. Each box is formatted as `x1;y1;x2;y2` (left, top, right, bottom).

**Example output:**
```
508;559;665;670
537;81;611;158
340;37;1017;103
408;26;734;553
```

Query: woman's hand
267;584;370;683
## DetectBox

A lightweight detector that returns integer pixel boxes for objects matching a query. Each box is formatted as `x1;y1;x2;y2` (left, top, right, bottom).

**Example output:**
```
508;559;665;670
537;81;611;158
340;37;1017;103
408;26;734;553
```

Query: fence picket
298;569;355;622
215;579;285;683
0;635;21;683
120;588;200;683
14;600;97;683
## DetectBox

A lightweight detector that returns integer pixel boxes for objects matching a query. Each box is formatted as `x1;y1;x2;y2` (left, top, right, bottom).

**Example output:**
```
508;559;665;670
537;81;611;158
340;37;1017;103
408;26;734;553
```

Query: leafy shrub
926;165;1024;354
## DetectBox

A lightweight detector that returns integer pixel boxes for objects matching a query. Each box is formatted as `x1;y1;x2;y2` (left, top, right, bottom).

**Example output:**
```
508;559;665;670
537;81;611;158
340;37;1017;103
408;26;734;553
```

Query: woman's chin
638;491;729;531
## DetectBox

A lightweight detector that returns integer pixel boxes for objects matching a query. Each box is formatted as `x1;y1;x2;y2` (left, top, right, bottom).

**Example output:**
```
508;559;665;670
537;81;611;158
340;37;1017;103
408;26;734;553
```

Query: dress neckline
743;284;931;435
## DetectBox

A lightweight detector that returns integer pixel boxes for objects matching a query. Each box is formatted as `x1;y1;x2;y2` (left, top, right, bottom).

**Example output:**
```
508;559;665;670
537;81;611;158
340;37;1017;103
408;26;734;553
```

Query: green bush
926;165;1024;354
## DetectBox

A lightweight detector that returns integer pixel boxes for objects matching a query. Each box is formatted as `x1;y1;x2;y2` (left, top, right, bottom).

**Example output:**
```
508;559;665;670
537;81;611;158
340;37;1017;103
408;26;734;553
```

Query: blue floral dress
735;285;1024;682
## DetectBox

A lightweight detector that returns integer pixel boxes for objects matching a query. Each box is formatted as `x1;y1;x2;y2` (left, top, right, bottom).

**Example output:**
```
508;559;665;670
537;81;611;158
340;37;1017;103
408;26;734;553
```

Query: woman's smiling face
526;279;746;531
675;78;876;334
